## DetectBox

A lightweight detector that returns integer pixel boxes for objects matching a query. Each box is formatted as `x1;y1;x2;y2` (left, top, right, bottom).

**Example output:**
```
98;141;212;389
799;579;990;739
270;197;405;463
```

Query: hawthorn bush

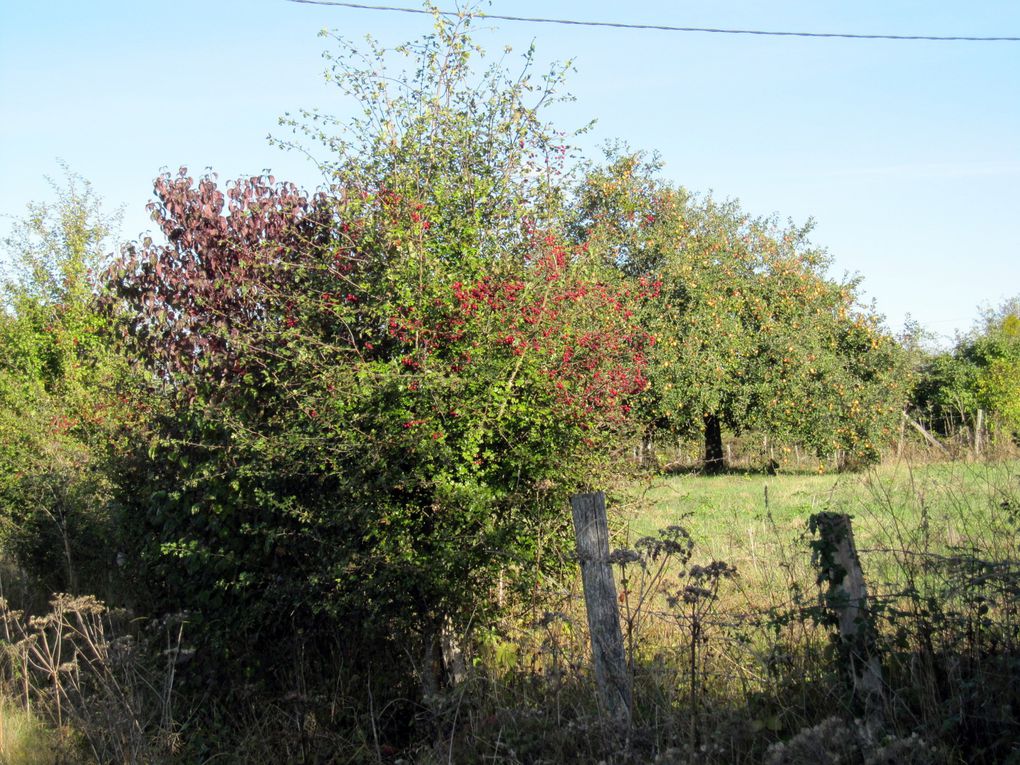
105;12;651;704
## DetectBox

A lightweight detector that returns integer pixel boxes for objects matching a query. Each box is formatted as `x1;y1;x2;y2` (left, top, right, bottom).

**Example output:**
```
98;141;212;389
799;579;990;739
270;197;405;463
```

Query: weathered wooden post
809;512;885;734
903;411;949;455
571;491;632;726
975;408;985;457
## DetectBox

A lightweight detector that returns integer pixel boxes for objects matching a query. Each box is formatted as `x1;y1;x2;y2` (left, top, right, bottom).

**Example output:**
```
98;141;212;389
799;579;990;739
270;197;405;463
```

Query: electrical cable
286;0;1020;42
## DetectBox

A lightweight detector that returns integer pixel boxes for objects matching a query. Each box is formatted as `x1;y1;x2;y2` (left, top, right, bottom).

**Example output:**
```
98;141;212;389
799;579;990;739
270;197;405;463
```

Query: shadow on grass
660;462;836;478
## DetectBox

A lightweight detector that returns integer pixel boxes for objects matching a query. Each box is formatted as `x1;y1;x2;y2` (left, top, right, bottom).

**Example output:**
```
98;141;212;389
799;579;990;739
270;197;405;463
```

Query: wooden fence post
903;411;949;455
571;491;632;726
809;512;885;734
975;408;985;457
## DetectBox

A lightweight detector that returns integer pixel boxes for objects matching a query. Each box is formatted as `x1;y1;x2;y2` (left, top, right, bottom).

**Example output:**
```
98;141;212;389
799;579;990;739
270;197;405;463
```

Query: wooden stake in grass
571;491;632;726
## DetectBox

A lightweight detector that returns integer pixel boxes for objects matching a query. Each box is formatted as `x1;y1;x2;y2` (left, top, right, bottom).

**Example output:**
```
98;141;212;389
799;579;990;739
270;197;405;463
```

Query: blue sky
2;1;1018;345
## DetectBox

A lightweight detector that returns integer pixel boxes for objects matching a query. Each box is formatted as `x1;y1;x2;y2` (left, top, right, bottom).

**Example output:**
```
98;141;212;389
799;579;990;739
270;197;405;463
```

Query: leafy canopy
571;153;905;468
913;298;1020;438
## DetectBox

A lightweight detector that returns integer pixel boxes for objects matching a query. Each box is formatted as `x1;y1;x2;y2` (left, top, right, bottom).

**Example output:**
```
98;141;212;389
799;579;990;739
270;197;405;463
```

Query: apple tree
572;154;905;471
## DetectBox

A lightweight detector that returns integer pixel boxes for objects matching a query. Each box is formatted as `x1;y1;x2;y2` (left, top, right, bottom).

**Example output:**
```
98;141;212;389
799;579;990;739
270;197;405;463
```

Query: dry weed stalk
0;593;186;764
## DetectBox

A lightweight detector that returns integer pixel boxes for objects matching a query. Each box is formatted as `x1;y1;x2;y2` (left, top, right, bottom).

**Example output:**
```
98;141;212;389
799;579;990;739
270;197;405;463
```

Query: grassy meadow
624;459;1017;540
616;459;1019;595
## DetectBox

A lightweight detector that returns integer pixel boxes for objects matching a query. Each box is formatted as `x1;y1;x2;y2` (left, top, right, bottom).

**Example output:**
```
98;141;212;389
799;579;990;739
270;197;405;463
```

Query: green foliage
912;296;1020;440
977;356;1020;434
910;352;979;430
0;168;131;595
572;153;906;469
969;307;1020;436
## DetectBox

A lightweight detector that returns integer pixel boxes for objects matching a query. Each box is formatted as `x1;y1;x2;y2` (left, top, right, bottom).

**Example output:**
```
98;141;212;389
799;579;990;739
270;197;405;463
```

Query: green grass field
612;459;1020;603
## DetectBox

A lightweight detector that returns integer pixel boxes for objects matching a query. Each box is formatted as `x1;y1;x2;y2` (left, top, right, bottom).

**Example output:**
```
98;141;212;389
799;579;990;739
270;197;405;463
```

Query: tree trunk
703;413;725;474
640;426;657;469
440;617;467;687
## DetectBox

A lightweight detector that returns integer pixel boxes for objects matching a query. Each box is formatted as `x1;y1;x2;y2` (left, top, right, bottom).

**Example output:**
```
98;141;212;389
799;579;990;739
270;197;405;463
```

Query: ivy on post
571;491;632;728
809;512;886;735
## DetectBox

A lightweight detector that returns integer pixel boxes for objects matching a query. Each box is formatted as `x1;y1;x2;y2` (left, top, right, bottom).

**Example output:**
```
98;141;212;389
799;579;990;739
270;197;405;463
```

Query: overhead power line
286;0;1020;42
